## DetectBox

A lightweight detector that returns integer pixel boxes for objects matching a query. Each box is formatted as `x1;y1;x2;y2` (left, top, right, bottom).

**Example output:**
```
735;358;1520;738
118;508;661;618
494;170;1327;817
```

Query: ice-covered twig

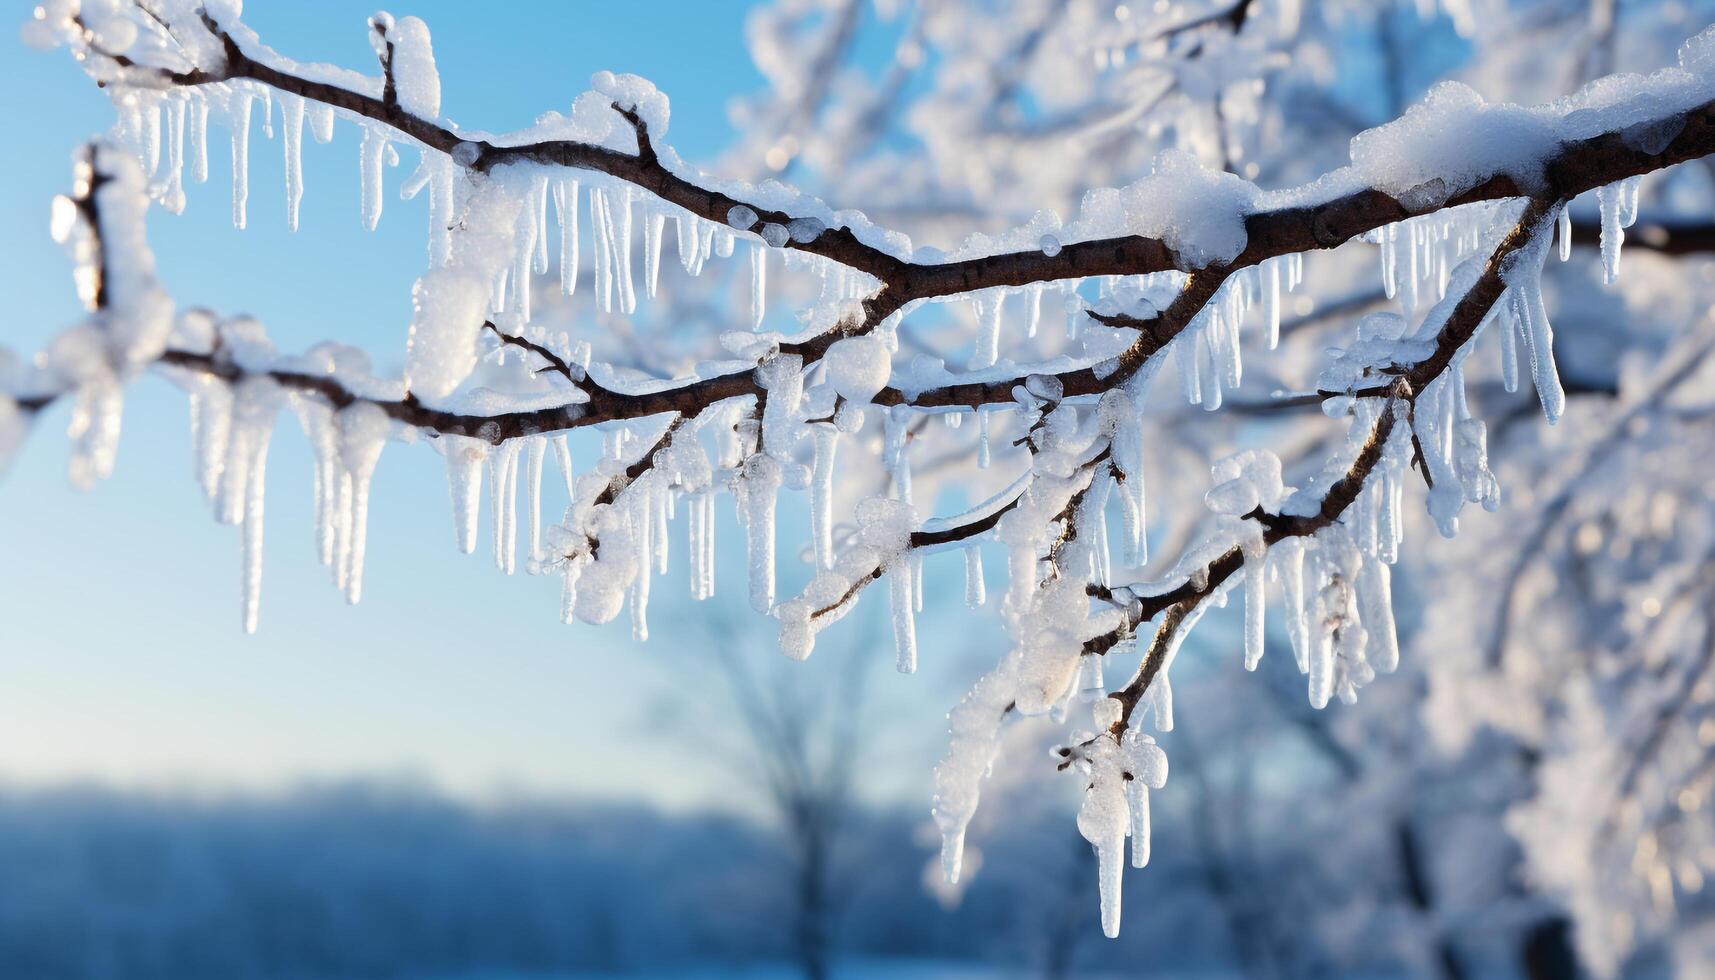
483;322;581;384
1094;199;1559;731
798;440;1110;631
75;3;1715;317
32;1;1715;456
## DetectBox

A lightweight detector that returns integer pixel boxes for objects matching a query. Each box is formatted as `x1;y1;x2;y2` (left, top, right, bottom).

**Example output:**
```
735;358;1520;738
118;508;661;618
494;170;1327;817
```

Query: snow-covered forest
6;0;1715;976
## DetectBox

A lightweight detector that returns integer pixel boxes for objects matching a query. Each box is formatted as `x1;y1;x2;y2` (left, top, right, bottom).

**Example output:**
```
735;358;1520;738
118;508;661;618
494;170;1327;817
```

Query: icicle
141;98;162;175
964;544;986;607
215;399;256;525
1090;476;1113;587
1242;532;1266;670
1380;224;1398;299
1512;275;1565;423
698;222;718;273
289;398;339;569
64;383;121;491
280;94;304;231
913;551;925;613
1356;555;1399;674
616;187;636;314
229;92;252;229
551;434;575;496
891;560;918;673
810;423;838;569
1618;175;1641;229
1153;674;1174;731
443;435;488;553
643;209;665;299
240;422;271;634
883;405;913;503
189;93;209;184
159;97;187;214
525;437;546;562
1111;410;1149;568
749;240;767;330
1282;540;1309;674
257;89;273;141
1309;575;1337;709
1374;463;1397;564
1196;326;1222;412
1264;258;1281;349
1597;182;1625;284
743;453;782;613
1435;229;1451;300
332;466;356;598
531;177;549;275
220;380;282;634
704;493;717;598
1557;205;1572;262
306;103;334;144
189;384;232;503
1402;221;1420;313
1217;306;1241;389
1124;729;1168;872
690;492;712;601
674;213;694;272
559;560;582;625
510;181;542;320
337;404;388;604
653;485;670;576
490;440;520;573
697;492;716;599
527;177;549;300
1128;777;1151;869
1178;330;1202;406
1498;304;1519;394
976;411;991;469
631;490;653;641
359;125;386;231
1026;282;1043;338
590;186;613;311
687;489;707;599
553;178;580;296
1079;769;1127;939
972;291;1002;369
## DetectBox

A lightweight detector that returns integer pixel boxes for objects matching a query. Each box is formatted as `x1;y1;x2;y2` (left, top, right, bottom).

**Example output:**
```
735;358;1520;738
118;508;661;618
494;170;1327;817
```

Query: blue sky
0;2;1005;816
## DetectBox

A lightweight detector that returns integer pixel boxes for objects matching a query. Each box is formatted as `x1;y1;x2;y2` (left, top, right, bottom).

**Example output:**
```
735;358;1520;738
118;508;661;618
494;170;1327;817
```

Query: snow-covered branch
12;0;1715;956
31;0;1715;432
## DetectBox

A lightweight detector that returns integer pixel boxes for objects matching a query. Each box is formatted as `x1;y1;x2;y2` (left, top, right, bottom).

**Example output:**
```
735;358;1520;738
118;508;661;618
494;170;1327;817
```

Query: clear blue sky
0;2;999;815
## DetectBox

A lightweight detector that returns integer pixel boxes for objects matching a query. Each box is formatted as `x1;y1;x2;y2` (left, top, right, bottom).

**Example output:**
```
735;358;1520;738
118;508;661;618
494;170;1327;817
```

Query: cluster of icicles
96;70;874;355
12;3;1667;943
924;369;1417;939
925;190;1656;936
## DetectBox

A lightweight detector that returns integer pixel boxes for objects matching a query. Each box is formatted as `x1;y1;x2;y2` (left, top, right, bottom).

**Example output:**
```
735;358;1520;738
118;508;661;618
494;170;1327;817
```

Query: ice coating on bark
388;16;440;119
405;178;526;400
822;335;891;403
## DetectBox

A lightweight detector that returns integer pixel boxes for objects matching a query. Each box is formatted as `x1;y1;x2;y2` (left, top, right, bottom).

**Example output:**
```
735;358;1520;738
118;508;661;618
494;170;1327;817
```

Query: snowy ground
421;962;1232;980
423;964;1011;980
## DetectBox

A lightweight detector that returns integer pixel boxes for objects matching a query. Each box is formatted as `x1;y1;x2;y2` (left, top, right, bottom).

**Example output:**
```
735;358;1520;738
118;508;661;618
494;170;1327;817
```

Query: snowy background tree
5;0;1715;976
